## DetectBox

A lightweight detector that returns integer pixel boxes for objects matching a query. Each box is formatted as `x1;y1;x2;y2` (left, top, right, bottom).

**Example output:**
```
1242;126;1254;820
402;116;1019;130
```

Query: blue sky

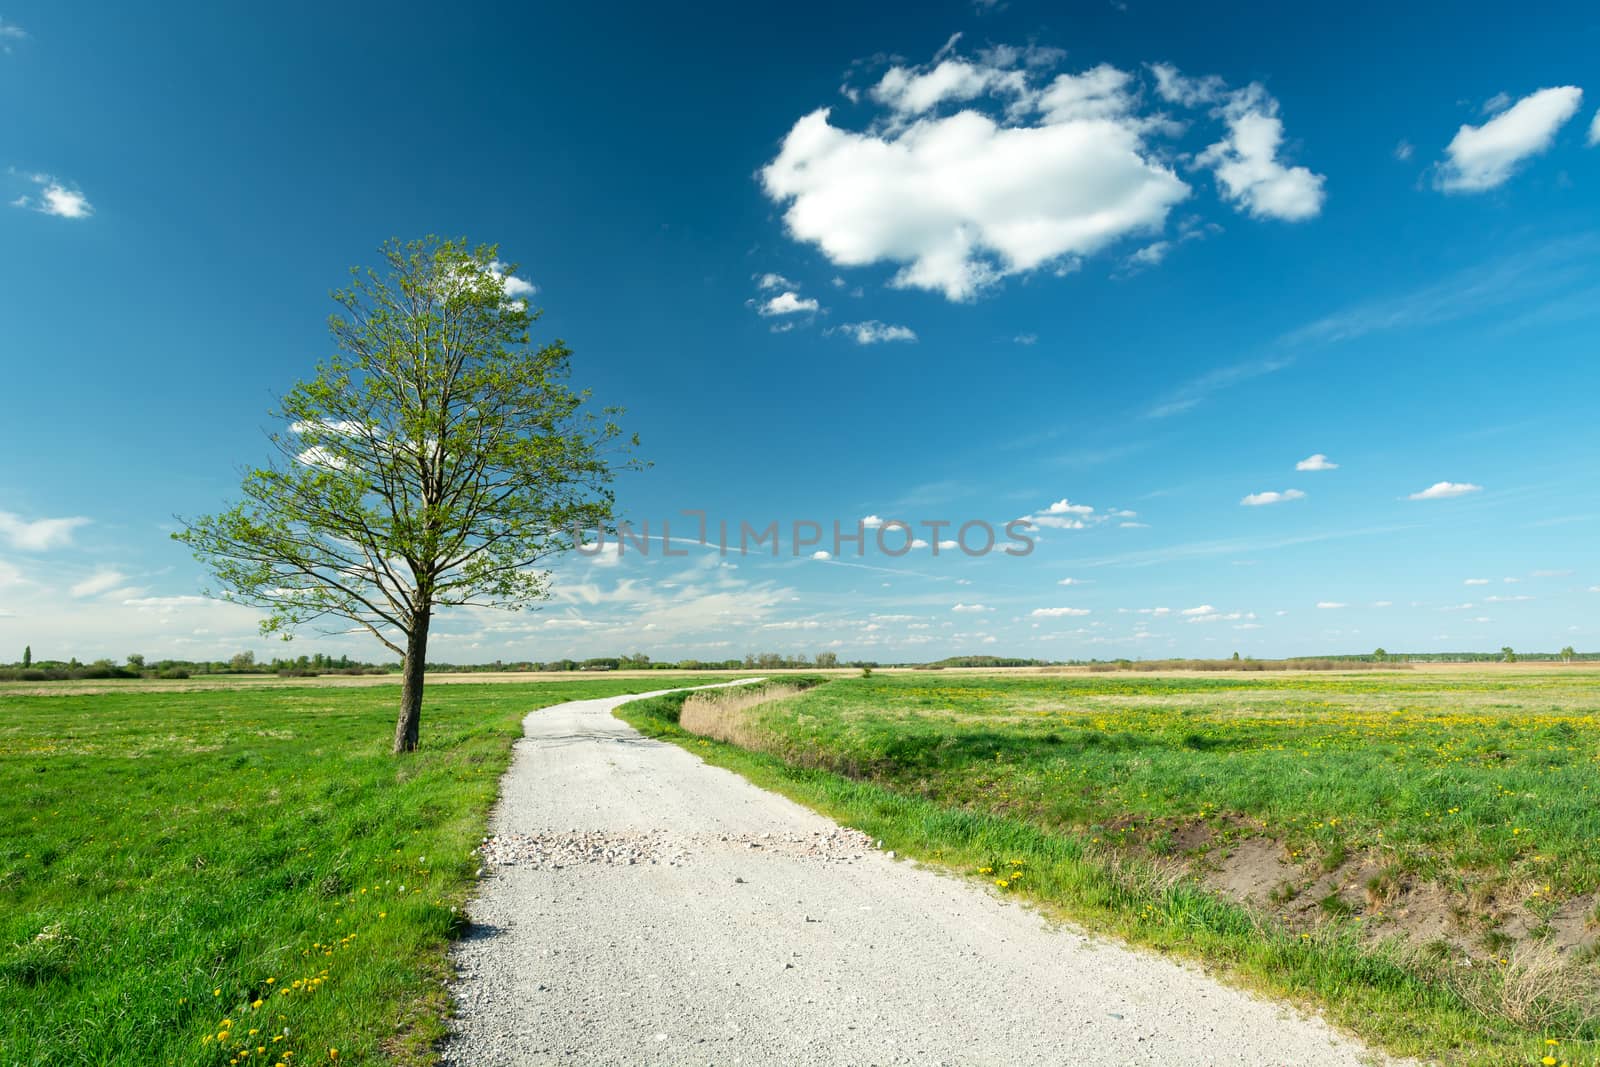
3;1;1599;663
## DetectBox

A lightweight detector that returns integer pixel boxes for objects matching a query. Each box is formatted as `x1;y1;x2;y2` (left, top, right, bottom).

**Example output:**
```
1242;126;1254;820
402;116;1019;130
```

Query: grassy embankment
618;670;1600;1067
0;677;702;1067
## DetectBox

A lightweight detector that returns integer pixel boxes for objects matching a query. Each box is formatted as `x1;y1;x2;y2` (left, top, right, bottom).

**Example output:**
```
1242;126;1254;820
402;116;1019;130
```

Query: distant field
624;668;1600;1066
0;677;701;1066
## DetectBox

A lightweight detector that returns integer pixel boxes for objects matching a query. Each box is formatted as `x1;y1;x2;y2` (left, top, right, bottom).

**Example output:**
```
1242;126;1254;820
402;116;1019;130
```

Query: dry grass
1452;940;1599;1029
678;684;807;747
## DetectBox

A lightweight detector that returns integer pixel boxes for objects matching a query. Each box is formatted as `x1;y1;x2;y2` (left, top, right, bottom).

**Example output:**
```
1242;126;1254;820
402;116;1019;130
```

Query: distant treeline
2;646;1592;683
0;649;877;681
1083;658;1413;672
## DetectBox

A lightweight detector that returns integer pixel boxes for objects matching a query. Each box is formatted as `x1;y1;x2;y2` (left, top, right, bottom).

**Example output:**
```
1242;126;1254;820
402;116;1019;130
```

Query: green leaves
176;236;640;655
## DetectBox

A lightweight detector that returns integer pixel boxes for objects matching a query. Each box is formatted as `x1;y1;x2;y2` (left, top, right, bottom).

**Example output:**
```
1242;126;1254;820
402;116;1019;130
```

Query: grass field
0;676;704;1067
621;668;1600;1066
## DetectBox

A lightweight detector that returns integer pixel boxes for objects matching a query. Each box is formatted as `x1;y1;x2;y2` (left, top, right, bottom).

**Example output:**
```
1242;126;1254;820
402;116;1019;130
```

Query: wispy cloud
835;320;917;344
1295;453;1338;471
1144;357;1292;419
0;511;91;551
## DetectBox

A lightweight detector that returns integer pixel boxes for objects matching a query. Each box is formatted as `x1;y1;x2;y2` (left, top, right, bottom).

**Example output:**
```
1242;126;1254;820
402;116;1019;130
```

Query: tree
1372;647;1387;662
1501;646;1517;663
127;653;145;669
21;645;30;668
815;650;839;668
1560;645;1576;662
230;650;256;672
177;237;639;753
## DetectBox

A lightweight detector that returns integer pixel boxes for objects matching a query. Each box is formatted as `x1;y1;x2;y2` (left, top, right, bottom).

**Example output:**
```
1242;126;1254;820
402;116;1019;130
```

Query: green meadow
0;677;704;1067
620;668;1600;1066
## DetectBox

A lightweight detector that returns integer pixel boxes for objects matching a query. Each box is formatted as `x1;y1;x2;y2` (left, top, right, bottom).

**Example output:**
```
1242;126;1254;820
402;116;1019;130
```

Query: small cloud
861;515;884;528
1394;140;1414;161
11;174;93;219
1013;333;1038;345
0;17;25;49
836;320;917;344
1436;86;1583;193
1295;453;1338;471
952;603;990;613
1465;578;1489;585
1484;594;1533;602
756;272;798;291
1590;110;1600;147
1531;569;1573;578
487;261;537;298
1031;607;1091;617
1316;601;1346;609
70;570;127;598
1057;577;1084;586
1373;600;1393;608
1240;488;1306;506
810;550;831;560
1180;605;1215;616
1408;481;1482;500
758;291;820;316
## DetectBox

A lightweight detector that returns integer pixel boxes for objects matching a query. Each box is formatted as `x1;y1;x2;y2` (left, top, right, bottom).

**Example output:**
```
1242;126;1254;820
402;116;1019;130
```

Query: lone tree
178;237;639;753
21;645;30;668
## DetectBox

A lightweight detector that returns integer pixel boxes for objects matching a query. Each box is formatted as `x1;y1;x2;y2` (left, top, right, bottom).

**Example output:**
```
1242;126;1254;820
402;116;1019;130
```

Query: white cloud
1180;605;1214;616
1316;601;1346;609
1485;594;1533;603
1240;488;1305;506
764;49;1326;300
1057;577;1084;585
295;446;348;470
1295;453;1338;471
1464;578;1490;585
1590;109;1600;147
951;603;990;613
762;53;1201;301
756;272;797;291
758;291;820;316
1031;606;1091;617
11;174;93;219
1436;87;1583;193
836;320;917;344
1408;481;1482;500
1196;83;1326;221
1394;140;1414;161
810;550;831;560
70;570;127;599
0;511;91;551
487;260;537;298
1482;92;1513;116
860;515;885;529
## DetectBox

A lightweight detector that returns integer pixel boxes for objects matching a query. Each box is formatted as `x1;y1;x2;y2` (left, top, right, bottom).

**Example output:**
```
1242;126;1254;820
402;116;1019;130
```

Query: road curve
442;685;1394;1066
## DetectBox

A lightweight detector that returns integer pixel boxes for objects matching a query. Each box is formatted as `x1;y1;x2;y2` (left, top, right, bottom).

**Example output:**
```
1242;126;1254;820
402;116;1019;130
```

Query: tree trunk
393;609;430;754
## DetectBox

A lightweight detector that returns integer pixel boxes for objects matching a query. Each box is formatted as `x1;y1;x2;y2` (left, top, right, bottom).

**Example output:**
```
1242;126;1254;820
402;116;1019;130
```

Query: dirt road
442;686;1393;1065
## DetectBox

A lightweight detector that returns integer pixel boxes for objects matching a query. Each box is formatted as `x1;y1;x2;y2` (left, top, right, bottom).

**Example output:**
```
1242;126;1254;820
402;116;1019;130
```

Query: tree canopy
177;237;640;750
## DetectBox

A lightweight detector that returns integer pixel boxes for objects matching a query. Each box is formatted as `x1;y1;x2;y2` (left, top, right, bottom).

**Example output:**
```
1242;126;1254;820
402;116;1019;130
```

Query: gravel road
441;685;1395;1066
